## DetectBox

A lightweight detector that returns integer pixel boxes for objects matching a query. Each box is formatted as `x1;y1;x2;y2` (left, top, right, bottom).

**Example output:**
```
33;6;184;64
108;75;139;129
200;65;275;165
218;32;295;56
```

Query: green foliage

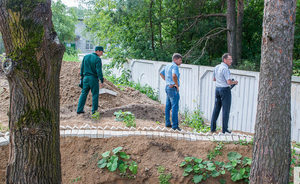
180;152;252;183
0;124;8;132
103;63;158;101
0;34;4;54
235;59;259;71
225;152;251;182
71;176;81;183
63;47;80;62
207;142;224;160
293;60;300;76
290;148;300;183
180;143;251;183
92;111;100;120
294;0;300;60
80;0;299;68
181;108;210;133
180;157;226;183
97;147;138;178
157;166;172;184
52;0;78;43
114;110;136;127
233;138;253;146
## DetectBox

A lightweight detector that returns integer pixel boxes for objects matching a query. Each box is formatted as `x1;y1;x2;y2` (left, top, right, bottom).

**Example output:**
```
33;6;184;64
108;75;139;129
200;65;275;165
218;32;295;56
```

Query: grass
63;53;80;62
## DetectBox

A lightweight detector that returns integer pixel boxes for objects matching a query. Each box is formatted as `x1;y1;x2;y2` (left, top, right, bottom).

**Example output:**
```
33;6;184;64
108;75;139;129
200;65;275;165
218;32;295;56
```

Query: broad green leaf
112;147;123;154
108;157;118;172
231;160;238;167
231;169;243;181
97;158;107;168
184;165;193;173
183;171;189;177
184;157;193;162
215;161;225;166
221;170;226;175
193;175;203;183
129;161;138;175
198;163;205;169
119;152;130;159
227;152;242;162
102;151;110;158
180;161;187;167
243;157;252;165
224;163;234;171
118;163;128;173
206;163;216;171
193;165;200;173
211;170;220;177
194;158;203;164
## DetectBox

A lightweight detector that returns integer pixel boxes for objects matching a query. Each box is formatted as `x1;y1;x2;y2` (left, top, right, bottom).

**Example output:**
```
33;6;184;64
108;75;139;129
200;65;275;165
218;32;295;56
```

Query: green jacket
80;53;104;83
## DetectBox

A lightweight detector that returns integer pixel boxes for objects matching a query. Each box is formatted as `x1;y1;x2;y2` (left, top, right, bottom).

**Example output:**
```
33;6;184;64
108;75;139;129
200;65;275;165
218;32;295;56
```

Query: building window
86;41;93;50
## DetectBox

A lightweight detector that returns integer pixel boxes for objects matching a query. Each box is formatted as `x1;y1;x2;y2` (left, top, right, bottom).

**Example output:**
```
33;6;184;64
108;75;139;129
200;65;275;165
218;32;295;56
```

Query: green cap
95;46;104;52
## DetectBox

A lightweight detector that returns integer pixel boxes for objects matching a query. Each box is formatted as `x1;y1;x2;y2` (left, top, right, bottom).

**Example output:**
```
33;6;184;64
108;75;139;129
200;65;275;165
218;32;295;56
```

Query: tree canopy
82;0;299;70
51;0;78;43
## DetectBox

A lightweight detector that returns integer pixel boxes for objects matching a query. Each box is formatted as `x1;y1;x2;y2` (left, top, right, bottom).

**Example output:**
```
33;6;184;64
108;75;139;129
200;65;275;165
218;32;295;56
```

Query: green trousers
77;76;99;114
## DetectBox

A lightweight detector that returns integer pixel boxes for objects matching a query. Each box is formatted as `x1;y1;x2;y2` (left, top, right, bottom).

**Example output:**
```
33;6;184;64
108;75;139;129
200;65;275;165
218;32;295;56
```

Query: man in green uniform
77;46;104;115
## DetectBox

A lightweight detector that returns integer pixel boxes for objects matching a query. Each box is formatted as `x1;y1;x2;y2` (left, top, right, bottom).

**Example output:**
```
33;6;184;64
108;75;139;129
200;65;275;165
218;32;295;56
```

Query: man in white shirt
211;53;238;133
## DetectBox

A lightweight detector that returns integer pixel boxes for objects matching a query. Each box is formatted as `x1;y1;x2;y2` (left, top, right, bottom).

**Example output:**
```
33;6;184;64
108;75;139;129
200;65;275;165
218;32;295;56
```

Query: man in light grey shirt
211;53;238;133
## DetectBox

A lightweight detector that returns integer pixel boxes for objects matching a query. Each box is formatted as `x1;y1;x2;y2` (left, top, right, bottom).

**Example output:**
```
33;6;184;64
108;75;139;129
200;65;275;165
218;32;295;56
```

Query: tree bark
250;0;297;183
0;0;64;183
226;0;237;65
149;0;155;52
236;0;244;65
158;0;163;50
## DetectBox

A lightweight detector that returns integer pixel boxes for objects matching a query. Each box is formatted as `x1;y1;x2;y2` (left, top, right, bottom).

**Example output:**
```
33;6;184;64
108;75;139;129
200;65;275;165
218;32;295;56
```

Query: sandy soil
0;136;253;184
0;61;259;183
0;61;170;130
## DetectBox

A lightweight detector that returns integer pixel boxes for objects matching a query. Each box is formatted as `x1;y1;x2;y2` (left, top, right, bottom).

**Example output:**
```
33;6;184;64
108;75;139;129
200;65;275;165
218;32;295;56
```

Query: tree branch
183;27;228;61
180;13;227;20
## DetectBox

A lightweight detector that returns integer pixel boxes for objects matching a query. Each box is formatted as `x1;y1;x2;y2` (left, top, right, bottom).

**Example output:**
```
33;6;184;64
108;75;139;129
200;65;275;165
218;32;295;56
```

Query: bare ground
0;61;256;183
0;136;253;184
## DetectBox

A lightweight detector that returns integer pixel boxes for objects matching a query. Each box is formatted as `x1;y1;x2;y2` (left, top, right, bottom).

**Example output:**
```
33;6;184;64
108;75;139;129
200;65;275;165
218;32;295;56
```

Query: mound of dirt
0;136;253;184
0;61;165;128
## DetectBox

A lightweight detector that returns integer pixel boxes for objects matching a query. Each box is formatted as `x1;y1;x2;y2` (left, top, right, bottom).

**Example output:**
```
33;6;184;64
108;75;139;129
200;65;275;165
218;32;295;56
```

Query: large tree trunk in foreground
0;0;64;183
226;0;237;65
250;0;297;183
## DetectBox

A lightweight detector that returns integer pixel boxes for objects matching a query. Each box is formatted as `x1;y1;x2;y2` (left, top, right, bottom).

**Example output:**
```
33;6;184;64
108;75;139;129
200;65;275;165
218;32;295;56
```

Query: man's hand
175;85;179;92
100;83;104;88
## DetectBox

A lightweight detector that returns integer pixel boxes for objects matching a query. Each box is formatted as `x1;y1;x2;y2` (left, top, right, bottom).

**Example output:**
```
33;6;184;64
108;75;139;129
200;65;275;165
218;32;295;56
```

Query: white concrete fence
105;59;300;142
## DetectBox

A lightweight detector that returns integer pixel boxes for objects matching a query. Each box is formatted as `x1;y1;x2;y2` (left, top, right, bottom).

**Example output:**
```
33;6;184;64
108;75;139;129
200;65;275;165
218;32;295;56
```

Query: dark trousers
211;87;231;133
77;76;99;114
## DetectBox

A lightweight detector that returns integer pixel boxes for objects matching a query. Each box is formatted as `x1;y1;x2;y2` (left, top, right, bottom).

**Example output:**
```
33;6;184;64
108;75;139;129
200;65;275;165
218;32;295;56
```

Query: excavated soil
0;61;257;183
0;136;253;184
0;61;167;129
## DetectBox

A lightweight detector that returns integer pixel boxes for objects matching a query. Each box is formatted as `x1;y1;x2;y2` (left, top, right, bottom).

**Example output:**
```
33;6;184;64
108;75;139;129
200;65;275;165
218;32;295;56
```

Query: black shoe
211;131;216;133
223;130;231;134
166;125;172;128
172;127;181;131
77;111;85;114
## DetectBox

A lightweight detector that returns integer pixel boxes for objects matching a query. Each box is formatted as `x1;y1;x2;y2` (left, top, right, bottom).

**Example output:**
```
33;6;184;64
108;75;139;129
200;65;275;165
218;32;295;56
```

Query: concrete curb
0;125;253;147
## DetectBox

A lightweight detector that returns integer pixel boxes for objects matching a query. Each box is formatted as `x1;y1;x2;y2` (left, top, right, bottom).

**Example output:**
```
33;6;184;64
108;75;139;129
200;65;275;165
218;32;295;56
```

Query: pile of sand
0;61;165;128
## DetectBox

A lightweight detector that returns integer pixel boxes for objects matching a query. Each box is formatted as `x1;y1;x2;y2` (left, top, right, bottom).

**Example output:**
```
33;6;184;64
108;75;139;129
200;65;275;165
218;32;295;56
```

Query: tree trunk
159;0;163;50
149;0;155;52
0;0;64;183
236;0;244;65
250;0;297;183
226;0;237;65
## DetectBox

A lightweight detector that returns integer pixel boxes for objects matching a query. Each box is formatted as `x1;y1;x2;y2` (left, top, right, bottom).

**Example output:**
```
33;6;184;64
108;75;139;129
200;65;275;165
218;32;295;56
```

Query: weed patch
114;110;136;127
97;147;138;178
